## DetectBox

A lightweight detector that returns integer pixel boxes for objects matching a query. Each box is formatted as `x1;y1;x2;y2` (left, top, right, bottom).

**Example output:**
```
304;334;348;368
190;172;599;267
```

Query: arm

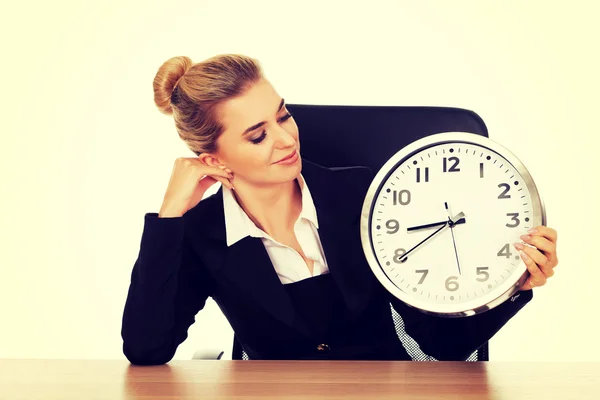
390;290;533;360
121;213;212;365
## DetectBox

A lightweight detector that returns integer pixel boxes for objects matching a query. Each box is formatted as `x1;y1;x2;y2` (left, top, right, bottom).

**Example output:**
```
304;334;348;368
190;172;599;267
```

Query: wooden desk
1;359;598;399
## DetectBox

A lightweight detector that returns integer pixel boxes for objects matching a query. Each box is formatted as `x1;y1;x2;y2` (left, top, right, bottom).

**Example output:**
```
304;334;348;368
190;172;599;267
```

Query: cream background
1;0;598;361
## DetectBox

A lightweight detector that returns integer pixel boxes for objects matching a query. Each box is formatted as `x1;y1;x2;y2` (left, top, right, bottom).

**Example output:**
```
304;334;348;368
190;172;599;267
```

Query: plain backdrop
1;0;598;361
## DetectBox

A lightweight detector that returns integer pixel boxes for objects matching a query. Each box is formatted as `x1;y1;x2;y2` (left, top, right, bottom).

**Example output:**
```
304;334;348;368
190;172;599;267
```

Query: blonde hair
153;54;264;155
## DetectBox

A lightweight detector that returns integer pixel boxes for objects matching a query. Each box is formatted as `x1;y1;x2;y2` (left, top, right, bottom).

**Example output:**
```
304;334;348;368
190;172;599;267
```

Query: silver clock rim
360;131;547;317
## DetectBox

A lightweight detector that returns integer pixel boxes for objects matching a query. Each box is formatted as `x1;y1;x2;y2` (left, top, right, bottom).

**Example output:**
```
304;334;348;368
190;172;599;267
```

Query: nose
272;124;296;148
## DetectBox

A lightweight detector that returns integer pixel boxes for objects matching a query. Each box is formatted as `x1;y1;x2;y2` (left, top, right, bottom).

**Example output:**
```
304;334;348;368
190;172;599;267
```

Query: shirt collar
222;174;319;247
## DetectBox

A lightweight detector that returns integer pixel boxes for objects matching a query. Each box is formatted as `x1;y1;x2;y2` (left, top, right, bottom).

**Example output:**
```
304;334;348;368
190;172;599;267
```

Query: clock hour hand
407;218;466;232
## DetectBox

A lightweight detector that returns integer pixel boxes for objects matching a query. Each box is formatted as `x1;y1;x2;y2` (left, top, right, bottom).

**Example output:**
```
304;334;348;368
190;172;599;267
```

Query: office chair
194;104;490;362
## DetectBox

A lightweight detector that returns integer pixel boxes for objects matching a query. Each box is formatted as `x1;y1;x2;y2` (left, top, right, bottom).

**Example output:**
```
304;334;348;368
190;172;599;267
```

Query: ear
198;153;223;167
198;153;232;174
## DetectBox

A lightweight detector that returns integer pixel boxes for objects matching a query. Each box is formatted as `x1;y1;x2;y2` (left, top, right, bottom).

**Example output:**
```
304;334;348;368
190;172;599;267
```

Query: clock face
361;133;545;316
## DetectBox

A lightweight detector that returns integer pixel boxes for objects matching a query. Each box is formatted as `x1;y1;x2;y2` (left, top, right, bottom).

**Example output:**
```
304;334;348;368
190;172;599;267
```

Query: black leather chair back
233;104;490;362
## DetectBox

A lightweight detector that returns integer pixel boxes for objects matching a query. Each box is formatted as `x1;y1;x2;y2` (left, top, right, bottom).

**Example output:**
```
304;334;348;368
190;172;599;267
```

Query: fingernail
520;235;531;241
528;228;538;234
513;242;524;250
519;250;530;261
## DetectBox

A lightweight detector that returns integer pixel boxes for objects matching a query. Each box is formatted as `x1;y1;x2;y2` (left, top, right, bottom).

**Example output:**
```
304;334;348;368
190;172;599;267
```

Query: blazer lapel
224;236;313;336
186;189;311;337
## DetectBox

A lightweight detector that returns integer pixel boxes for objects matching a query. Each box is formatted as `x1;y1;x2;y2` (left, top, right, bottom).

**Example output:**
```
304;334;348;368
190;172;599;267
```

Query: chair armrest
192;348;225;360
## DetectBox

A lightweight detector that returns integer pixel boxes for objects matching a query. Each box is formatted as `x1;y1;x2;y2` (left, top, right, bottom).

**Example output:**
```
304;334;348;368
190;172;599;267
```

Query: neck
231;177;302;237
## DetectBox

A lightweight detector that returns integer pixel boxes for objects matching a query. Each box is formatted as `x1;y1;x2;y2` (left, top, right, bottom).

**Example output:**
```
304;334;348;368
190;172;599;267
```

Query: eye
278;112;293;123
249;112;292;144
250;130;267;144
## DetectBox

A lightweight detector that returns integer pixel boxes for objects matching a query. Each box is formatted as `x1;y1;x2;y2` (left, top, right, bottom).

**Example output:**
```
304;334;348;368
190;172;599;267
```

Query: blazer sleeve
390;285;533;361
121;213;212;365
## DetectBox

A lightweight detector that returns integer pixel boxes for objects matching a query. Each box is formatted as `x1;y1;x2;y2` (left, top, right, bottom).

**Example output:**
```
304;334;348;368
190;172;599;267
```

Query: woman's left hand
514;226;559;291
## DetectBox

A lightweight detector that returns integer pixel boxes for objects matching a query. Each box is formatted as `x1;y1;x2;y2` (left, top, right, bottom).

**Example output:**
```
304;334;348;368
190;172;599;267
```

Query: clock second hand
445;202;462;276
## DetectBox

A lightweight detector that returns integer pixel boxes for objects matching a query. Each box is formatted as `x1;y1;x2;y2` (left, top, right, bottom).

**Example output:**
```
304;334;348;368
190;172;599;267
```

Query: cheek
253;144;274;165
234;143;274;173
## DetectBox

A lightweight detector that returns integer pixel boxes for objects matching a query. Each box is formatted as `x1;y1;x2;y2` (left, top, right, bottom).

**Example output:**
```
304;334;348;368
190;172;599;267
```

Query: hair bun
153;56;193;115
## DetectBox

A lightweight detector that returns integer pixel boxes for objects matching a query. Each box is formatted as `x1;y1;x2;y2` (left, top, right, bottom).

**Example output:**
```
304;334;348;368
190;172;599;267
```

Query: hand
158;157;234;218
447;215;462;275
443;202;465;274
514;226;559;291
407;218;466;232
400;212;465;261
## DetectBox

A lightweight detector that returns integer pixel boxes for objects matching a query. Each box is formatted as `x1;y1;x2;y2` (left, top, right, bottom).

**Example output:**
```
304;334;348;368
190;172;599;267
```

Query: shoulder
302;159;374;196
302;159;375;214
181;188;225;239
182;160;376;229
330;165;374;194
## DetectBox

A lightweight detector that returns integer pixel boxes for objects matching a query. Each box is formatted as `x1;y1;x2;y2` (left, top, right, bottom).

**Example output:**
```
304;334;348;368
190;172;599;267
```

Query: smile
274;150;299;165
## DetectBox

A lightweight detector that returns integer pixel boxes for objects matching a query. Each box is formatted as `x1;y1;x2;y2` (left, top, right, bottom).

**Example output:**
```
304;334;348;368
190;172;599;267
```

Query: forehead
217;78;282;131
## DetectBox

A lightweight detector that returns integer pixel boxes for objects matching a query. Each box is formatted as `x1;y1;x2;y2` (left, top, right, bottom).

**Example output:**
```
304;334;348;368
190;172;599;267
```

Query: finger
519;249;548;287
213;176;234;190
527;226;557;243
520;276;537;291
206;166;234;180
520;234;558;268
189;159;232;179
514;243;554;277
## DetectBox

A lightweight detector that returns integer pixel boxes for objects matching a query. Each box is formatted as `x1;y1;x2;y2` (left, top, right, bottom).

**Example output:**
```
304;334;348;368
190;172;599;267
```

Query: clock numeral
415;269;429;284
480;162;484;178
497;243;513;258
393;248;407;263
443;157;461;172
416;167;429;183
476;267;490;282
445;276;459;292
498;183;511;199
385;219;400;234
506;213;520;228
393;189;411;205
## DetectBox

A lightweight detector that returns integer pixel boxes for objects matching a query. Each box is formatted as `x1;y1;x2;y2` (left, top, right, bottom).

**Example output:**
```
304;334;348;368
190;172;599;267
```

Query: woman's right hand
158;157;233;218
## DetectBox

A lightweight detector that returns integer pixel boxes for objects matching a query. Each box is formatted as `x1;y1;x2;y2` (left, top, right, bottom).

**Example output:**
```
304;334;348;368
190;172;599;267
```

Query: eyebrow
242;98;285;136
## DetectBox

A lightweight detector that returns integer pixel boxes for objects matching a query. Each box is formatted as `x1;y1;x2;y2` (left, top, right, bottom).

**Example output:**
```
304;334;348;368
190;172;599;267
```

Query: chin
286;162;302;180
279;159;302;183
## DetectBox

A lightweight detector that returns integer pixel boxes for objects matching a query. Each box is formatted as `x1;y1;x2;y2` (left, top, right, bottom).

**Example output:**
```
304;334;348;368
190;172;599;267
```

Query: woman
121;54;559;365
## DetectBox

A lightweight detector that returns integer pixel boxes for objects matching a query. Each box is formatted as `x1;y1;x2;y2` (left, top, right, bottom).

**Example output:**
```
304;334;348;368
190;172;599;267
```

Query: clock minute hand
399;221;449;262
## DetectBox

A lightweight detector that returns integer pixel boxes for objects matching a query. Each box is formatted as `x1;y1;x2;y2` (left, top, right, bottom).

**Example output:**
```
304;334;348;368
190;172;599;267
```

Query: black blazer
121;160;533;365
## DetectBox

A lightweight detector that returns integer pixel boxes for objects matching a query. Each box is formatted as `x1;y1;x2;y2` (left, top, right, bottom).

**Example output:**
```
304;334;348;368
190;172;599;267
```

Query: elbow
123;342;176;366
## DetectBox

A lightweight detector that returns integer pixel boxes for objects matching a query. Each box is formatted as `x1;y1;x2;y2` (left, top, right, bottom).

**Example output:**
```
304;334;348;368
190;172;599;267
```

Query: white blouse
221;175;330;284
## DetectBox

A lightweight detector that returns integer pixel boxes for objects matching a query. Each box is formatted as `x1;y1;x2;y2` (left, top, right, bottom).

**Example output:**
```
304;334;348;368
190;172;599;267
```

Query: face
206;78;301;186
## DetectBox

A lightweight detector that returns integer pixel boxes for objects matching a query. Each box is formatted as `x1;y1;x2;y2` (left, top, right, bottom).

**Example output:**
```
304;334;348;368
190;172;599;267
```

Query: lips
275;150;297;163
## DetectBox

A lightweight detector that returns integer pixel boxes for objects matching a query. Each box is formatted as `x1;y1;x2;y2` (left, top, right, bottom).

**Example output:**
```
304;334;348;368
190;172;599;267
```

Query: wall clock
360;132;546;317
